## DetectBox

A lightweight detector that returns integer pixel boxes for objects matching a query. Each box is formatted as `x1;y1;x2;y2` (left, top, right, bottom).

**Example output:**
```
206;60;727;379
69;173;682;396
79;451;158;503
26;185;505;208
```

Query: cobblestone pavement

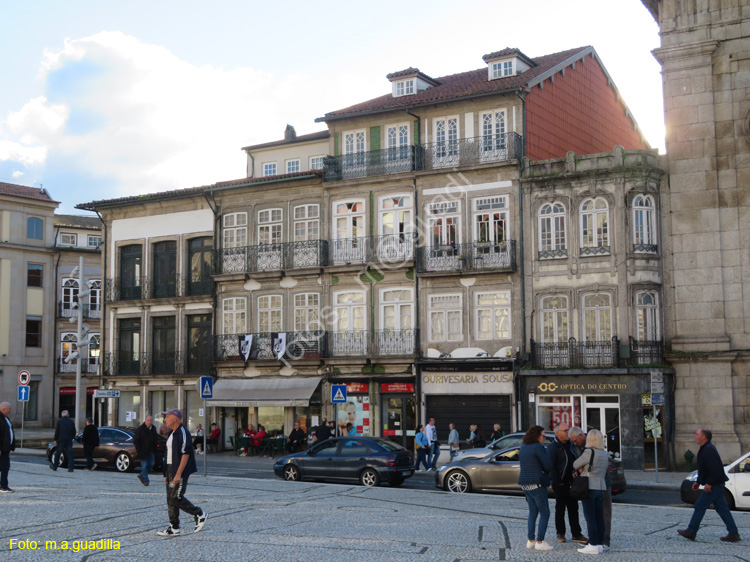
1;461;747;562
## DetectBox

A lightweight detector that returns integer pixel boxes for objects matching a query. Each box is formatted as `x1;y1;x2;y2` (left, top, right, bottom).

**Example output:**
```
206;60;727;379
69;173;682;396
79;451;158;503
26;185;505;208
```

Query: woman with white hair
572;429;608;555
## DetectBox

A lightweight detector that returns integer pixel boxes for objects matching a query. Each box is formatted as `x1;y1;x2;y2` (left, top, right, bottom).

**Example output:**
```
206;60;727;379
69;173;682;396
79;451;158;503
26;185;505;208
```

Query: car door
727;453;750;509
302;439;340;479
336;438;374;481
481;447;522;491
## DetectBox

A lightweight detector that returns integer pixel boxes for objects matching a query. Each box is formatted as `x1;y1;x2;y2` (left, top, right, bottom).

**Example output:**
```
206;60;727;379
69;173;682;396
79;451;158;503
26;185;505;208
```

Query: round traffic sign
18;370;31;385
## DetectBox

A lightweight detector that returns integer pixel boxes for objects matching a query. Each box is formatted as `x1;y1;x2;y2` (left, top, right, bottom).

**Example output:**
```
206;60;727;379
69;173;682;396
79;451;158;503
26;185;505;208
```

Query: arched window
541;296;569;343
61;278;79;317
580;198;609;254
538;202;567;258
632;194;657;251
636;291;660;340
582;293;612;341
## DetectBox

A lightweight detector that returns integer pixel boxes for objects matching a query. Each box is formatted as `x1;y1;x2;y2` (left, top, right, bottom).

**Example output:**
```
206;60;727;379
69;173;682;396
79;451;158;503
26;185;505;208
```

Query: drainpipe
515;89;528;430
412;179;421;425
94;210;106;426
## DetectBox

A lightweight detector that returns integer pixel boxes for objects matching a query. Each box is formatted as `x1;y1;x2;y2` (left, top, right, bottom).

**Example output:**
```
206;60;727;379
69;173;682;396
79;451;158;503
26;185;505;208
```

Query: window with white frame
428;294;462;341
257;295;283;332
380;288;413;331
491;60;514;79
632;194;656;250
294;204;319;241
60;332;78;365
580;198;609;251
427;200;460;247
475;291;511;340
582;293;612;341
309;156;324;170
88;333;100;366
222;212;248;248
433;116;458;158
334;291;366;332
87;235;102;248
294;293;320;332
379;195;413;237
636;291;660;340
343;130;366;155
258;208;282;245
61;278;79;313
386;123;410;160
334;200;365;241
480;109;507;152
538;202;567;255
540;296;569;343
89;280;102;314
262;162;277;176
60;233;77;246
394;79;415;97
473;196;508;244
222;297;246;334
285;159;300;174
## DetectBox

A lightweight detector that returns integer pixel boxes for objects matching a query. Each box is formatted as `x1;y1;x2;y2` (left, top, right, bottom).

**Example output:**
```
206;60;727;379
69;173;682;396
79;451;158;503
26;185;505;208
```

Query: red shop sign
381;383;414;393
60;387;98;395
346;382;369;394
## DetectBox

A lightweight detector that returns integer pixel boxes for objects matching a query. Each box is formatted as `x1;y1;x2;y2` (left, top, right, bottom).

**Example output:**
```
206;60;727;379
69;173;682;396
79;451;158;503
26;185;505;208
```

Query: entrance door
382;395;416;450
585;397;621;460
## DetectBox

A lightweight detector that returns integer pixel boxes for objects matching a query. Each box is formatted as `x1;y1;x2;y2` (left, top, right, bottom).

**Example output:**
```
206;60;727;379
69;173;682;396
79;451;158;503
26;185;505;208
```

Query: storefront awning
206;377;322;408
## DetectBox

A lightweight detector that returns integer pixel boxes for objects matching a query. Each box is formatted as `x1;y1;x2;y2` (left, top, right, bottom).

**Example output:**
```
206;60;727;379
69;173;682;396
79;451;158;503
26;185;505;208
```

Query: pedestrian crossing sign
197;376;213;399
331;384;347;403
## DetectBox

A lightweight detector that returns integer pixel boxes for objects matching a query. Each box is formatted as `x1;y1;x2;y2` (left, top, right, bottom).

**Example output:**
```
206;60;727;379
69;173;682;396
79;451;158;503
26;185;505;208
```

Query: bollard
684;449;694;471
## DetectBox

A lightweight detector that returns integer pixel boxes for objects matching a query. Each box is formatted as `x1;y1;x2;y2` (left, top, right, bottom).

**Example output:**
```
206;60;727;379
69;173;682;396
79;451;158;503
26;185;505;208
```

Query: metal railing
629;337;665;365
329;234;416;266
105;351;186;376
57;359;99;374
579;245;611;256
213;331;328;361
538;248;568;260
633;243;658;254
58;302;102;319
530;337;619;369
105;274;212;301
213;240;328;275
422;133;522;170
323;146;425;181
416;241;516;273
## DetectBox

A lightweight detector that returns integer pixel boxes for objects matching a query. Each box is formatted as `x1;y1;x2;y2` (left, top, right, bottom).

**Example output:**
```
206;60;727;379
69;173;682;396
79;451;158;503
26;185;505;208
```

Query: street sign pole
203;398;207;477
650;371;664;483
197;376;213;478
21;402;25;449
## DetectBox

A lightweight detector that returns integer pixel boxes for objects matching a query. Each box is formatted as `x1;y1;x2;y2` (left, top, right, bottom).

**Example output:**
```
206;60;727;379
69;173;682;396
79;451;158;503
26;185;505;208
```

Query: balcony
57;359;99;374
323;146;425;181
213;240;328;275
105;351;186;376
213;331;328;361
329;235;415;266
530;337;619;369
579;245;611;257
422;133;522;170
329;329;418;358
58;302;102;319
105;274;212;302
629;338;665;366
416;241;516;274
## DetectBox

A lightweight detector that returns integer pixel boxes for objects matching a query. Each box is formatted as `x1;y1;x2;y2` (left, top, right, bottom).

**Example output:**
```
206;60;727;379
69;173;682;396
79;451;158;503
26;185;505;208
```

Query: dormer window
491;60;514;79
483;48;535;81
395;79;415;97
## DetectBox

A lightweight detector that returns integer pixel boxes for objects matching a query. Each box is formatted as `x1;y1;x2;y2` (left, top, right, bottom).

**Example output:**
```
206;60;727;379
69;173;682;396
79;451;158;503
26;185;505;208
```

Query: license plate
402;471;411;476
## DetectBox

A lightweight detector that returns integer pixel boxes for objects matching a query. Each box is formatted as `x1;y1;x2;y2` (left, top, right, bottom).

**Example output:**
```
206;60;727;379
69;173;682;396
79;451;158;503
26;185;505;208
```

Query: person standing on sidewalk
448;423;460;459
519;425;554;551
51;410;76;472
134;415;158;486
414;425;430;472
677;428;741;543
573;429;608;555
0;402;16;492
425;417;439;470
547;423;587;545
82;418;99;471
157;409;206;537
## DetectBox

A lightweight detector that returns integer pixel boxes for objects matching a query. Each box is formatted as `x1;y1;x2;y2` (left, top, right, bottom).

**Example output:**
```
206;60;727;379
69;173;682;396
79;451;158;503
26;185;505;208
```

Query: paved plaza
0;461;747;562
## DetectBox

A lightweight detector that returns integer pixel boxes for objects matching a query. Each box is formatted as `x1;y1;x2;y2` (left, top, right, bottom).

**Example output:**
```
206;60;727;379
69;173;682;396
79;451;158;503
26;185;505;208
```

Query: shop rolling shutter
426;395;512;443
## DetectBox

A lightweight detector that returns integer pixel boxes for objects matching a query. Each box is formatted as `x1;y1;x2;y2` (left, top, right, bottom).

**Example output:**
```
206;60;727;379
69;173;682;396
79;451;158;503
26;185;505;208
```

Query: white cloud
0;140;47;166
7;96;68;145
12;170;24;178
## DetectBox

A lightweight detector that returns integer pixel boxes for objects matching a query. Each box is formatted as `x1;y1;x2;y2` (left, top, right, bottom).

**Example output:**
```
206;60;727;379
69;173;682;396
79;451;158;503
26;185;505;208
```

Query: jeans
429;443;440;468
687;483;738;536
140;452;154;484
582;489;605;546
553;483;582;537
524;486;550;541
166;473;203;529
84;445;96;470
0;452;9;488
54;440;74;471
414;447;430;471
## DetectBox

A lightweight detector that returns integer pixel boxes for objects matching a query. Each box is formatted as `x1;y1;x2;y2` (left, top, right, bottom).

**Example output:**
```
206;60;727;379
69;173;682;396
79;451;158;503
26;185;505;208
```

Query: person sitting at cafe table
252;425;267;449
287;421;305;453
240;424;255;457
205;423;221;452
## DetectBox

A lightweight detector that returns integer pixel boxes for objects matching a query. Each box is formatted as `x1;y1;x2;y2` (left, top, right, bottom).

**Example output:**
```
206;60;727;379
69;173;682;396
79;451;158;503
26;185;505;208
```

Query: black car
46;426;166;473
273;437;414;487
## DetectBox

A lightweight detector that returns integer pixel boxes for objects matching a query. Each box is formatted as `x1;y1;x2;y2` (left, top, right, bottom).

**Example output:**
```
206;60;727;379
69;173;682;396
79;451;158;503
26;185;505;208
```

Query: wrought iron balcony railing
530;337;619;369
538;248;568;260
323;146;425;181
422;133;522;170
416;241;516;273
213;331;328;361
329;329;419;358
329;234;415;266
105;274;212;302
105;351;185;376
58;302;102;319
579;245;611;256
633;243;659;254
57;359;99;374
629;337;665;366
212;240;328;275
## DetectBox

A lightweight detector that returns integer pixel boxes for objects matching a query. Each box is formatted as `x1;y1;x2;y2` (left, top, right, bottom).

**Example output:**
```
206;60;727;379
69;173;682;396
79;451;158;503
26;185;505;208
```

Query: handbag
569;449;595;500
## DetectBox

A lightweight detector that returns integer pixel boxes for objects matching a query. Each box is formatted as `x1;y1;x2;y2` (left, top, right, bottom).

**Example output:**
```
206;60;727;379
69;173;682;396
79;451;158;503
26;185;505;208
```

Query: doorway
584;396;621;461
381;395;416;450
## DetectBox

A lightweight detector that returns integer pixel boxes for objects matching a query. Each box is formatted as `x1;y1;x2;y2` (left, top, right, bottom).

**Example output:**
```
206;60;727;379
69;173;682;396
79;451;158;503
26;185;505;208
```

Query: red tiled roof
0;182;58;203
386;68;438;85
482;48;535;67
319;46;590;122
54;214;102;230
213;170;323;189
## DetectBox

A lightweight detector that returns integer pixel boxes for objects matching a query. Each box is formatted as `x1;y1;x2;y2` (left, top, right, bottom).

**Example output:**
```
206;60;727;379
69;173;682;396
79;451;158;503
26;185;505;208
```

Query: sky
0;0;664;214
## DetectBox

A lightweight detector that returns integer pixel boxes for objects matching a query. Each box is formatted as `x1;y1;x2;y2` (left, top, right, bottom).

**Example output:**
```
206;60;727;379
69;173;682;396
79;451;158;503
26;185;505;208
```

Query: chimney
284;124;296;140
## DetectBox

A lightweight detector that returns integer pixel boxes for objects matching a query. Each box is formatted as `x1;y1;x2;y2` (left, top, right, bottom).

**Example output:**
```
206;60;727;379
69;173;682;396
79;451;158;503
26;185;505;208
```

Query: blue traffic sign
198;376;213;399
331;384;347;403
651;393;665;406
18;385;30;402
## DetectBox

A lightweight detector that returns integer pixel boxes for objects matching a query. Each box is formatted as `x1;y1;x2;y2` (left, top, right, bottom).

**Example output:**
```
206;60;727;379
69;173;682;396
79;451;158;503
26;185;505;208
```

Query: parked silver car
451;432;552;462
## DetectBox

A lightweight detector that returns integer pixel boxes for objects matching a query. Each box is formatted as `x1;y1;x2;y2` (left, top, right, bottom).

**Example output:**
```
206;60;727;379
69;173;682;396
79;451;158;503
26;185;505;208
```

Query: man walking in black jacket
134;415;158;486
81;417;99;471
547;423;587;544
0;402;16;492
678;428;740;542
51;410;77;472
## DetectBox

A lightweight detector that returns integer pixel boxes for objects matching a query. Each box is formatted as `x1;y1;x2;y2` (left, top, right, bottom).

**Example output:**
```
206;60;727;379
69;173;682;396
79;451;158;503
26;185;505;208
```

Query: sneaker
572;535;589;543
601;545;609;551
720;534;741;543
92;463;97;470
677;529;696;541
49;463;57;471
535;540;553;551
577;544;600;555
156;525;180;537
557;534;567;543
194;511;207;533
239;452;247;457
138;475;147;486
526;540;535;549
0;487;14;493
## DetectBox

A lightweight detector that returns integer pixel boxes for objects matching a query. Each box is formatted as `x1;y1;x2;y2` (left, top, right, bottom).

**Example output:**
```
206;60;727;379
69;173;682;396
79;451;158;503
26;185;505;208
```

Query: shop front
380;382;416;450
521;372;673;470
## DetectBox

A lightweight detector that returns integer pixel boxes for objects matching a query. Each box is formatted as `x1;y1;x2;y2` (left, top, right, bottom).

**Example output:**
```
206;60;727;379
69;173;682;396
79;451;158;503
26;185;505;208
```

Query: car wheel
445;470;472;493
114;452;132;473
724;490;736;510
390;477;404;487
360;468;380;487
283;464;301;482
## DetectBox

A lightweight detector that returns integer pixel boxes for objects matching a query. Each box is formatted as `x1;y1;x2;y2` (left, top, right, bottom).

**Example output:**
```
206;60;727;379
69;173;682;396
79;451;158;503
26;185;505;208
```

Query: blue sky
0;0;663;213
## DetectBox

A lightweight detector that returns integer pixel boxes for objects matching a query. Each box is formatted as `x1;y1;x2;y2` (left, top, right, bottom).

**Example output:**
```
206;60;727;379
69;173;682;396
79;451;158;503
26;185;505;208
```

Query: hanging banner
239;334;253;361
